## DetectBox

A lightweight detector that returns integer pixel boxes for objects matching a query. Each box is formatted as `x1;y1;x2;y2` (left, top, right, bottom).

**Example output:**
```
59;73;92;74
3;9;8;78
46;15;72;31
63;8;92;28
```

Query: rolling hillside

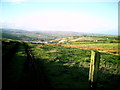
49;35;119;44
48;36;119;55
1;28;80;41
1;28;116;41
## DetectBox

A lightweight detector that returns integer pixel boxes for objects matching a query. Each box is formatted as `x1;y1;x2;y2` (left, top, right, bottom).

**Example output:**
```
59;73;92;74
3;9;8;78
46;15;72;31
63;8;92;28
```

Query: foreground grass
3;40;119;89
29;43;120;89
3;42;28;89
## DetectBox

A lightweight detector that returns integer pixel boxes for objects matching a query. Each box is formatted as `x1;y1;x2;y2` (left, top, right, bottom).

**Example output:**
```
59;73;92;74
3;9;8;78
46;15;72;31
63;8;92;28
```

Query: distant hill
1;28;117;41
1;29;37;40
0;28;87;41
1;28;59;41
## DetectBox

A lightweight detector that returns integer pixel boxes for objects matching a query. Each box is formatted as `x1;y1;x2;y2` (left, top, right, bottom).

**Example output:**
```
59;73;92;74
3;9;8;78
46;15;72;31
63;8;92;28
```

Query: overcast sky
0;0;119;35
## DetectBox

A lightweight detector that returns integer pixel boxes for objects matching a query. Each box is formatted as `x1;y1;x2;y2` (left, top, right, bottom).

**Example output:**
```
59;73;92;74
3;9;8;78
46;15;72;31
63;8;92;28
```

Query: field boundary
46;44;120;55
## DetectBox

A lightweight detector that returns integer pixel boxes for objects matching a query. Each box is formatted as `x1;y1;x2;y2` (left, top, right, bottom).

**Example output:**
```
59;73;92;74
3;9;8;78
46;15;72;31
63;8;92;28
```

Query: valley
1;28;120;89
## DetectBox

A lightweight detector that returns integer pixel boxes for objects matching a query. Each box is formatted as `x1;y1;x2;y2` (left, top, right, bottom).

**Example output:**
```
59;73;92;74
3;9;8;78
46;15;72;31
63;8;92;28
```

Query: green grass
3;42;27;89
65;43;119;49
28;43;120;89
8;45;26;74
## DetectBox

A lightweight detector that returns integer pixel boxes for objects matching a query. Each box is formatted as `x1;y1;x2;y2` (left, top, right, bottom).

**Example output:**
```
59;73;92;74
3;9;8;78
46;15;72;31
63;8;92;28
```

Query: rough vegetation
2;29;120;89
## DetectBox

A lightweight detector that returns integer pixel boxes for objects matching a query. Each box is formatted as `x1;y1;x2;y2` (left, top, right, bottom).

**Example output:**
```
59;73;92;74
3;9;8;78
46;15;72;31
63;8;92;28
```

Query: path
3;42;51;89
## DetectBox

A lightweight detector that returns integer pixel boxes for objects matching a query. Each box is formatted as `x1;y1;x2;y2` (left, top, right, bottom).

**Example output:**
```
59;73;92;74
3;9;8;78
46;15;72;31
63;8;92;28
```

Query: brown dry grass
47;44;120;55
36;45;43;48
49;49;57;52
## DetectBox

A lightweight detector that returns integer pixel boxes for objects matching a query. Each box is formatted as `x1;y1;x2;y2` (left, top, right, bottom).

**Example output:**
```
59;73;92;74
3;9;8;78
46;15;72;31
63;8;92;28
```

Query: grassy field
2;38;120;89
28;43;120;89
65;43;119;49
49;36;119;55
2;40;28;89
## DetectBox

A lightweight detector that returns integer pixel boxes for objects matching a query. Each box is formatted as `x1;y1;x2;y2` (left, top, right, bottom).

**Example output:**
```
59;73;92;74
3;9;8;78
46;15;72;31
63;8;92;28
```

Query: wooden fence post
89;50;100;90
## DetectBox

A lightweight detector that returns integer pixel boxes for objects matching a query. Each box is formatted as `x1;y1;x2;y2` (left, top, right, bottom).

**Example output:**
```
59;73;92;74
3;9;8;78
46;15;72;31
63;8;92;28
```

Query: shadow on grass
37;58;120;89
3;42;120;90
97;69;120;89
2;43;31;90
37;44;120;89
3;44;52;90
38;59;90;89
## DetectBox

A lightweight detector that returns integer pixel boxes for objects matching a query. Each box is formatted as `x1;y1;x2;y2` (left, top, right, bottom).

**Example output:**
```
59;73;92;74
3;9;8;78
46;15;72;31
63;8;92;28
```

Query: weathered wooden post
89;50;100;90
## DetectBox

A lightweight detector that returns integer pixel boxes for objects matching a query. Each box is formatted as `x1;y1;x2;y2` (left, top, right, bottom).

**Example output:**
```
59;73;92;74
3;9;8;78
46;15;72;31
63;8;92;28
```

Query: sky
0;0;119;35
